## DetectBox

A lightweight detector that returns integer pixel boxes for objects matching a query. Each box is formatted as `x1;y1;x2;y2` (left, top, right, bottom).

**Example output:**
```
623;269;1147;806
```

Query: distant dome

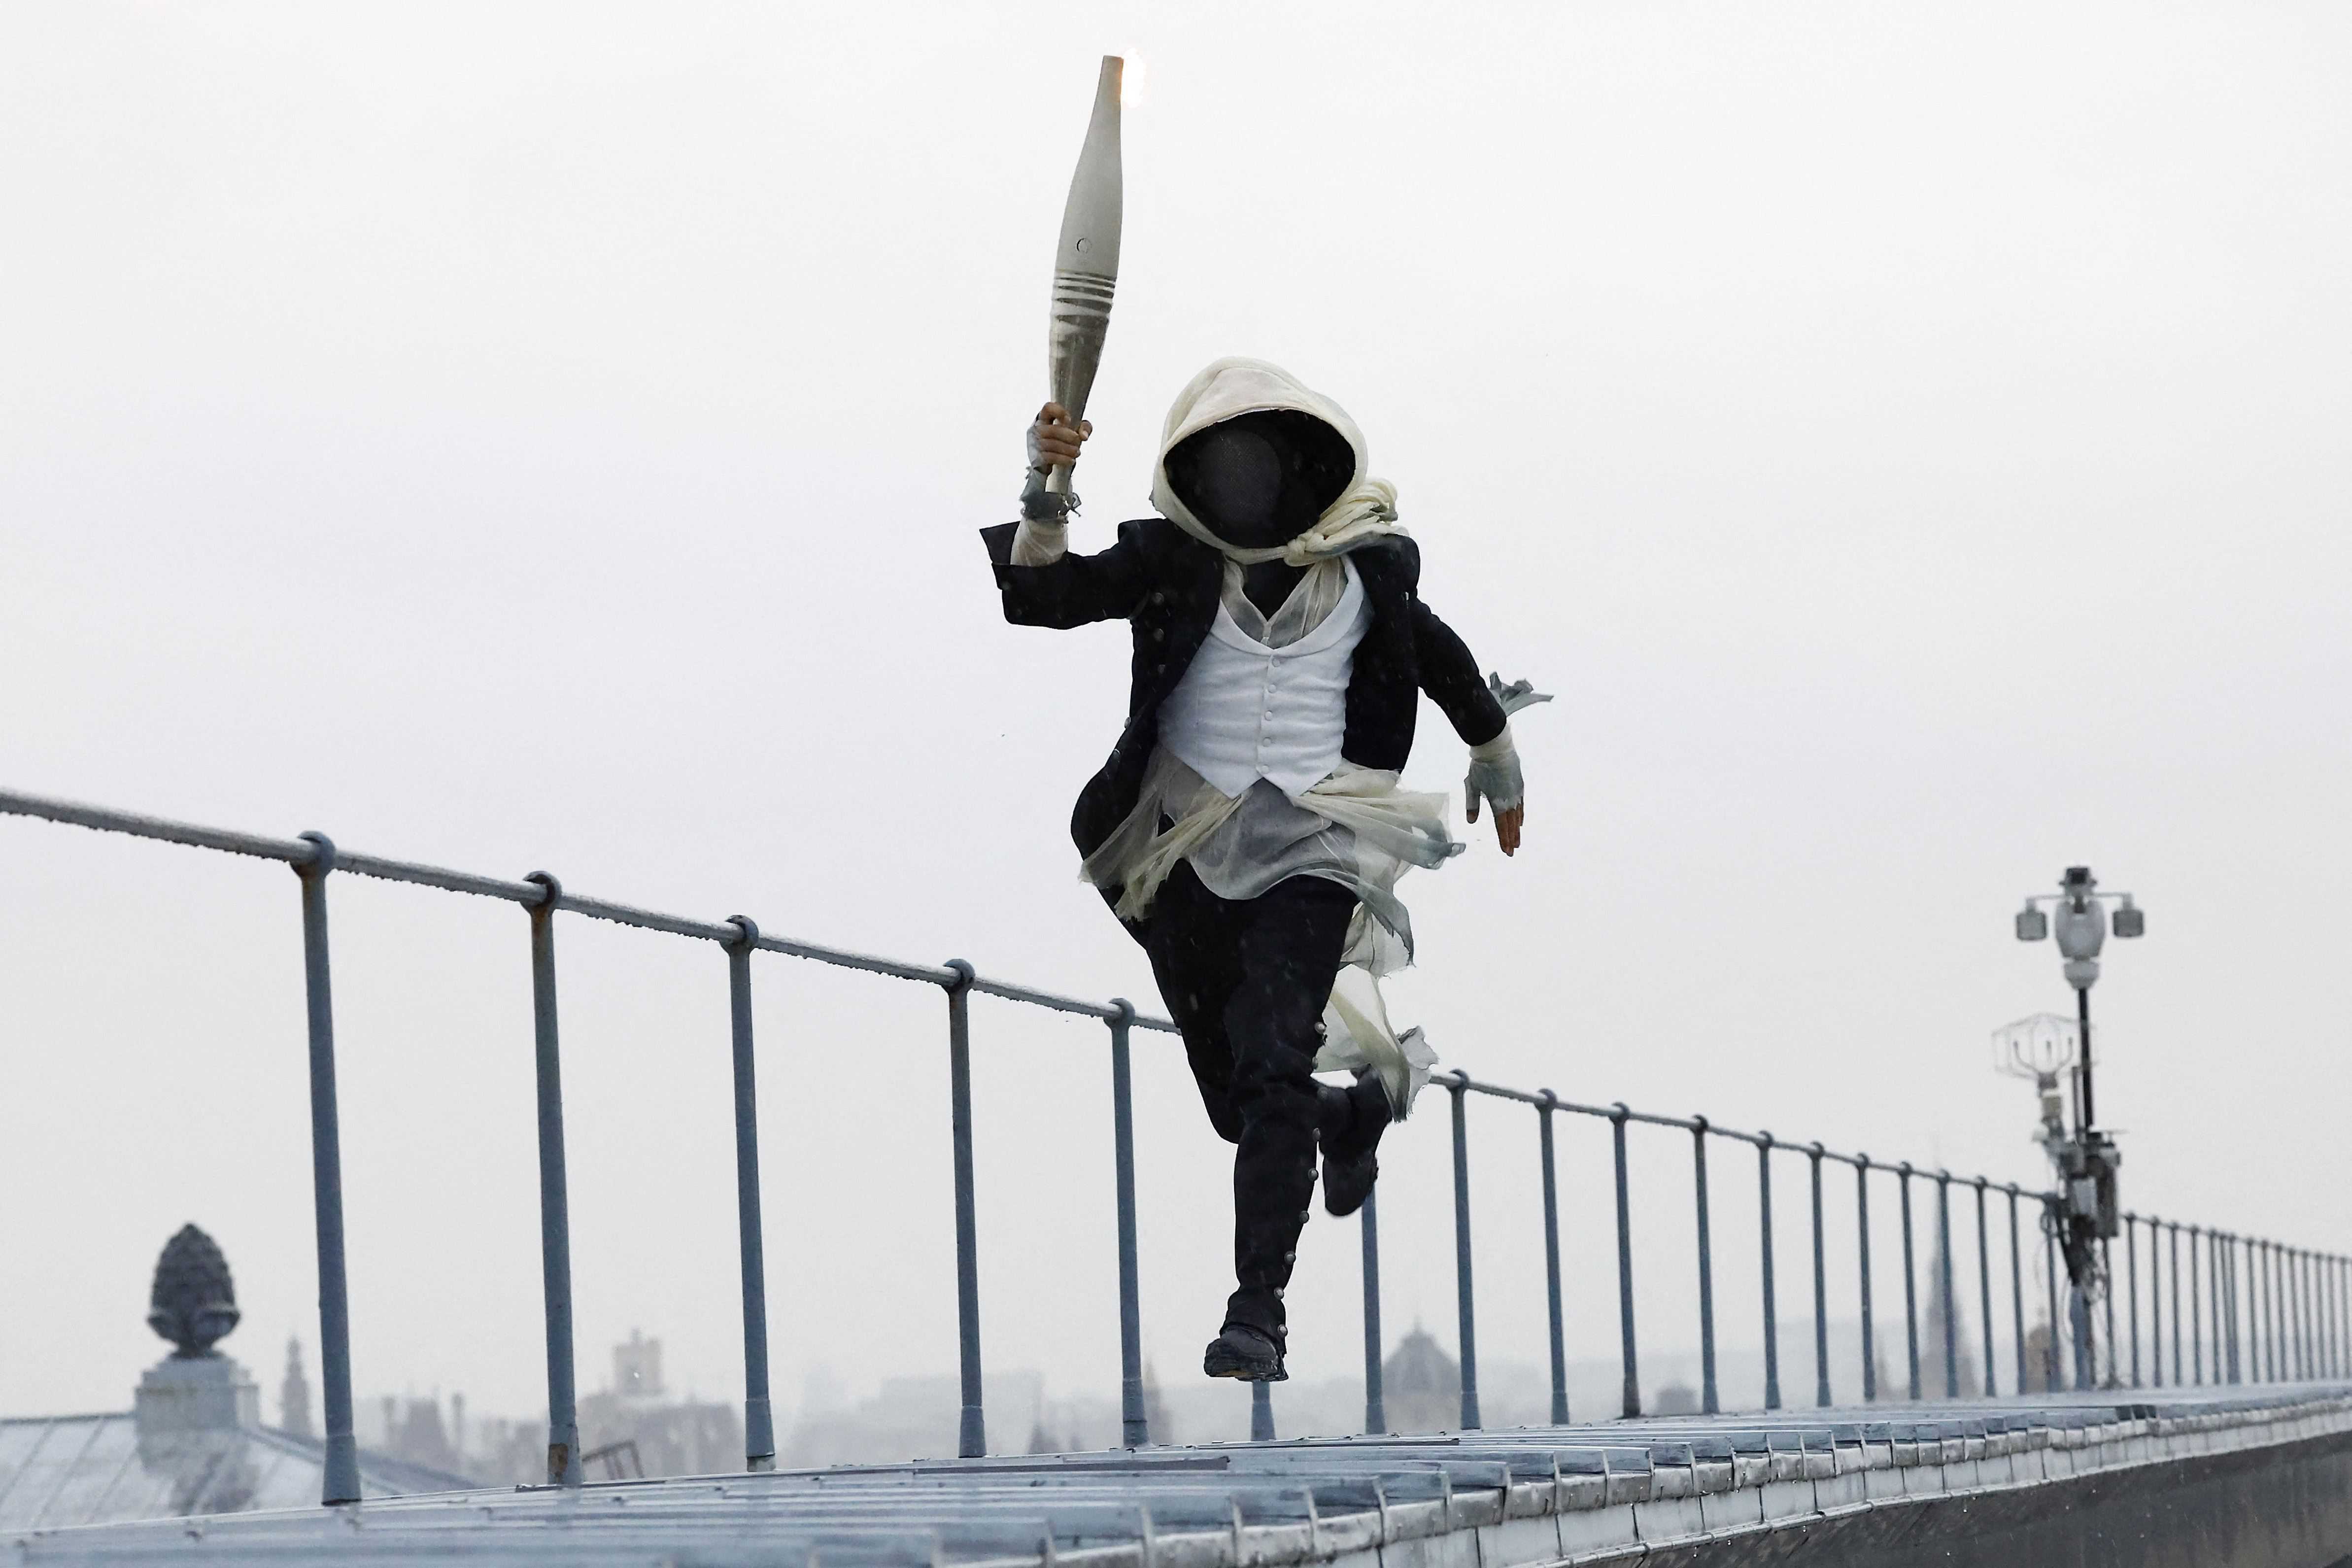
1383;1327;1460;1399
147;1224;240;1358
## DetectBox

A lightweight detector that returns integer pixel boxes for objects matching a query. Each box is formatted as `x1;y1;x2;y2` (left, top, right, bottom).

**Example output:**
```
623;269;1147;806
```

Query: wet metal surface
12;1385;2351;1565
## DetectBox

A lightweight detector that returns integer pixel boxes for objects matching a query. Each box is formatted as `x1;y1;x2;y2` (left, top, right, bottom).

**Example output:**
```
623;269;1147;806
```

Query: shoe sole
1202;1347;1289;1382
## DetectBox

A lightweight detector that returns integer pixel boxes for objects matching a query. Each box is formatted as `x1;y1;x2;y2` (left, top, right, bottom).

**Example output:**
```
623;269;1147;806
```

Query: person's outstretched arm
1404;556;1528;856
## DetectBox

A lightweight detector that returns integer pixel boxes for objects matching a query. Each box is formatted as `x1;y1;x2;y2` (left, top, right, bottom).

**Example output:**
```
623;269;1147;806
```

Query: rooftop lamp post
2012;866;2145;1390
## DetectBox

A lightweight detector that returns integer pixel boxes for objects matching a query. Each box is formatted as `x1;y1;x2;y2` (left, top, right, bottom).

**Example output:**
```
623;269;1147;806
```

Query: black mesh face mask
1164;410;1355;551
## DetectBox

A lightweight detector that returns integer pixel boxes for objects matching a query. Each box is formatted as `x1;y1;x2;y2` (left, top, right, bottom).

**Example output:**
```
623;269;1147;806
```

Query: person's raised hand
1029;403;1091;472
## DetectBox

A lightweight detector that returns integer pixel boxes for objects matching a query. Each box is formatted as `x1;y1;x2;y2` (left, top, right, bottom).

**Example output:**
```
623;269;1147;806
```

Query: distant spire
281;1336;314;1437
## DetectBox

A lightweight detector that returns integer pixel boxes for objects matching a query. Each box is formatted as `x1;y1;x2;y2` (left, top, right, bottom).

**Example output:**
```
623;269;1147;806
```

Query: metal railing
4;786;2347;1506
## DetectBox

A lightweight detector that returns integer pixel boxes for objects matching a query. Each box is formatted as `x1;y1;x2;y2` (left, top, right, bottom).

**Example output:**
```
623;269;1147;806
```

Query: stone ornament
147;1223;240;1358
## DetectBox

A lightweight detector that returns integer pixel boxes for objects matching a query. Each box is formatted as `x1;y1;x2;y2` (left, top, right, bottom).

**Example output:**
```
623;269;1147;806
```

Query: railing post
1537;1094;1568;1426
1251;1381;1275;1442
2044;1205;2063;1393
2292;1248;2304;1380
1691;1119;1719;1416
2241;1238;2254;1381
2317;1253;2330;1378
2189;1227;2204;1385
2220;1233;2238;1385
942;960;986;1458
2295;1250;2314;1373
2249;1239;2263;1382
1937;1173;1958;1399
2271;1245;2281;1380
2235;1236;2249;1384
2276;1245;2288;1381
2007;1186;2026;1396
1808;1144;1830;1408
2297;1250;2311;1380
1974;1179;1995;1399
1758;1134;1780;1410
2230;1235;2244;1384
292;833;360;1507
2330;1256;2340;1376
1102;999;1148;1447
2107;1241;2126;1382
1361;1187;1386;1434
2260;1240;2275;1382
2274;1242;2286;1381
2168;1223;2181;1386
2101;1237;2117;1388
2323;1260;2342;1373
2125;1217;2140;1390
2316;1254;2326;1377
1448;1074;1480;1431
2206;1231;2219;1385
2325;1256;2335;1376
1857;1159;1876;1403
523;872;579;1487
2264;1241;2277;1381
2318;1253;2330;1378
1898;1163;1921;1400
2293;1248;2307;1380
2288;1246;2302;1381
2224;1232;2235;1384
1611;1104;1640;1418
723;919;776;1471
2272;1242;2285;1381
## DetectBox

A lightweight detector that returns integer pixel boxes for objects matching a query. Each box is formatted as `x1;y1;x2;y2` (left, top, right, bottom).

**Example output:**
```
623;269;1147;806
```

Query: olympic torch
1023;55;1124;522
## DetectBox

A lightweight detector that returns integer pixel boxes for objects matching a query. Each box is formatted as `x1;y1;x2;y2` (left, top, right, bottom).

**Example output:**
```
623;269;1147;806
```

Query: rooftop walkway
14;1383;2352;1568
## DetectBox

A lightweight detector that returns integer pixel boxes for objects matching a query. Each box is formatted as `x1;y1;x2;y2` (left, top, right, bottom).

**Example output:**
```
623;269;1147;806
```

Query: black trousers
1135;861;1362;1340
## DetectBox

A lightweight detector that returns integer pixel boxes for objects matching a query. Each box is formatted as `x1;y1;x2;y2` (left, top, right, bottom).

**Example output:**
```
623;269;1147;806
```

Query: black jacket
981;518;1506;860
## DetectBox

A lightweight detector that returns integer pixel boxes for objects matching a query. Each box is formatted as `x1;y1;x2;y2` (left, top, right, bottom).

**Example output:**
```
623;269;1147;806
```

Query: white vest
1158;560;1369;797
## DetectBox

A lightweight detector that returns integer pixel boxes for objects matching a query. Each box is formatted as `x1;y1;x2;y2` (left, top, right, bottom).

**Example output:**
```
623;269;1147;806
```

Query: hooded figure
982;359;1533;1382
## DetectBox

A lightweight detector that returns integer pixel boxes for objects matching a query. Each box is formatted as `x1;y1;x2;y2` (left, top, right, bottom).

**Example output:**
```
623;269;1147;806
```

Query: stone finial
147;1224;240;1358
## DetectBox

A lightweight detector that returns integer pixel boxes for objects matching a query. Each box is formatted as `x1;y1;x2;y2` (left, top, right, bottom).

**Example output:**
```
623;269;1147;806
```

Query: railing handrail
5;784;2348;1497
0;787;1181;1027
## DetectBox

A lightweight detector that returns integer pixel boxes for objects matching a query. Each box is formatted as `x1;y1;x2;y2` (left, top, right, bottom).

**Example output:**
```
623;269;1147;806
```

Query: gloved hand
1021;402;1091;522
1464;673;1548;856
1464;746;1524;819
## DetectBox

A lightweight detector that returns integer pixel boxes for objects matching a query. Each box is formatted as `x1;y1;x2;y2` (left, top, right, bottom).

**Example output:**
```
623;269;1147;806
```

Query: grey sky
3;2;2346;1432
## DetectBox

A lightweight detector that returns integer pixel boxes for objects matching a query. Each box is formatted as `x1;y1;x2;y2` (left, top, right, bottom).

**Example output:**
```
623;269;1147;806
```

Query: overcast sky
4;2;2347;1438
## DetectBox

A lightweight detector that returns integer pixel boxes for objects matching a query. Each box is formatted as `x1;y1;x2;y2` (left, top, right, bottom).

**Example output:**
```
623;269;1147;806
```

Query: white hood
1148;357;1406;567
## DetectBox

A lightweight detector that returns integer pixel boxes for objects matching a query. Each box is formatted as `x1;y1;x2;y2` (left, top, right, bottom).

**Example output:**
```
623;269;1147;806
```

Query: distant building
1652;1382;1701;1415
1142;1362;1174;1449
1922;1237;1983;1396
0;1225;475;1532
1381;1326;1461;1435
279;1337;313;1439
614;1329;665;1401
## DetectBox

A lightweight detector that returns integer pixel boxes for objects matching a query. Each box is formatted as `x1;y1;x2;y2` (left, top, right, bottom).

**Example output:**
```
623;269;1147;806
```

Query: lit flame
1118;53;1145;108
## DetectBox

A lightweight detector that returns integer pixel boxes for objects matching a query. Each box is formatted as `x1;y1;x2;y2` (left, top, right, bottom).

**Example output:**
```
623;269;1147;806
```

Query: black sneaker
1202;1322;1287;1382
1322;1069;1393;1218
